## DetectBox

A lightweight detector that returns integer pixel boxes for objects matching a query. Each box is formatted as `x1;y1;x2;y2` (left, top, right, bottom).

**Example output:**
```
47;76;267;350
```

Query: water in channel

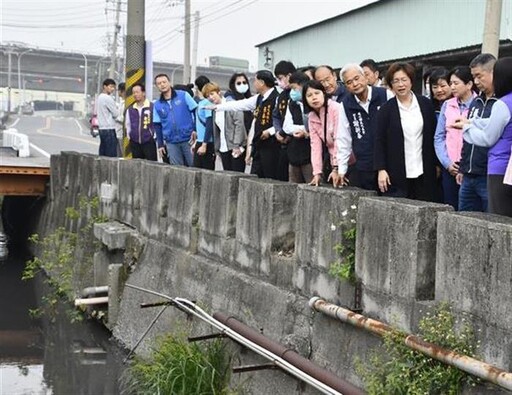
0;249;127;395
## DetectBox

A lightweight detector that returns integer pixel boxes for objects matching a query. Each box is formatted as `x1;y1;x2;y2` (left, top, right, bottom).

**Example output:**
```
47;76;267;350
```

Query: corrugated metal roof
257;0;512;69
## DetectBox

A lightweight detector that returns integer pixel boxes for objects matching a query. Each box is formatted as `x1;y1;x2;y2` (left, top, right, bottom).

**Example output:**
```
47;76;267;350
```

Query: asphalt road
6;111;99;158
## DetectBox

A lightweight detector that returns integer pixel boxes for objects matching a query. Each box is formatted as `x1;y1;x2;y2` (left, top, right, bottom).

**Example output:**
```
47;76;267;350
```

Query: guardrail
2;128;30;157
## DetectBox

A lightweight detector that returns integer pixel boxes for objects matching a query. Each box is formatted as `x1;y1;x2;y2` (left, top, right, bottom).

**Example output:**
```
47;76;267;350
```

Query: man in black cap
211;70;281;179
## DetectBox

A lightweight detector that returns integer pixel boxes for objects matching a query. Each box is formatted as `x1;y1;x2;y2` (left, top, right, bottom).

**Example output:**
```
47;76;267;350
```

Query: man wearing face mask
282;71;313;183
211;70;280;179
272;60;297;181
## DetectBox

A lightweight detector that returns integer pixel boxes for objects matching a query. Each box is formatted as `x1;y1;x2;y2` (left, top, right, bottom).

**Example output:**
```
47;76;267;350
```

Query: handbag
321;105;332;182
503;144;512;186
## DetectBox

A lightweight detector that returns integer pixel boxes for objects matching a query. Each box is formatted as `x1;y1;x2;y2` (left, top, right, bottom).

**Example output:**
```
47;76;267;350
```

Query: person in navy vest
454;53;497;212
153;73;198;167
313;65;348;103
339;63;392;191
125;83;157;161
458;57;512;217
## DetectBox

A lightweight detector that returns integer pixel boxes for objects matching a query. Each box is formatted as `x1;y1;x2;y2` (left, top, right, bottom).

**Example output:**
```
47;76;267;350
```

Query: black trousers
193;142;215;170
347;166;378;191
129;140;157;161
220;150;246;172
251;141;280;179
383;175;433;202
488;174;512;217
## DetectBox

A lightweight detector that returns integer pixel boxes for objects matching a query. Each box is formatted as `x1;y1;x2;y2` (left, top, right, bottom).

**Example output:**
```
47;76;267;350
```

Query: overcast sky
2;0;377;70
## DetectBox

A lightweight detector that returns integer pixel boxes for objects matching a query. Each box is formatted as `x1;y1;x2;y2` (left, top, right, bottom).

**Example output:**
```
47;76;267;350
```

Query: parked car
89;115;99;137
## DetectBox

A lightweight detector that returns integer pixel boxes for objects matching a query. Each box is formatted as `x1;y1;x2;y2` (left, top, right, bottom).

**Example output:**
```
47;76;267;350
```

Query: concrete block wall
37;152;512;394
436;212;512;371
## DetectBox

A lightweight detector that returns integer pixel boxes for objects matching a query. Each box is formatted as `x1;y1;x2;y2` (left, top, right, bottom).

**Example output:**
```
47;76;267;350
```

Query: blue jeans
165;141;193;167
441;167;459;210
99;129;118;157
458;174;488;212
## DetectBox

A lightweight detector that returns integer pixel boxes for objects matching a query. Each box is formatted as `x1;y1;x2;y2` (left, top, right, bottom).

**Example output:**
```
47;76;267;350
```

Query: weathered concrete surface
356;197;453;329
436;212;512;371
234;178;297;278
197;170;254;262
295;186;376;305
31;152;512;395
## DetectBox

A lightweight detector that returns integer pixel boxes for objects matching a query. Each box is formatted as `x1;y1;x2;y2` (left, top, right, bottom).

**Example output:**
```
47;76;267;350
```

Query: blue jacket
459;94;497;176
153;89;197;146
342;87;388;171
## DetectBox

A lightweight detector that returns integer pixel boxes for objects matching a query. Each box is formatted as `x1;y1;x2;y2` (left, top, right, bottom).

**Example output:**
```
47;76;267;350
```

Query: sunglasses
236;81;248;86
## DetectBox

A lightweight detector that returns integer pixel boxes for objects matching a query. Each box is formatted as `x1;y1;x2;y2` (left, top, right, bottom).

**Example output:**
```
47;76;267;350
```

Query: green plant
356;302;479;395
122;334;237;395
23;195;107;323
329;226;356;284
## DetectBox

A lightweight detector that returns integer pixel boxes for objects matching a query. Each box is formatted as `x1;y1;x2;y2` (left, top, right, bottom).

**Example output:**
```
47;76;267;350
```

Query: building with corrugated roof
256;0;511;81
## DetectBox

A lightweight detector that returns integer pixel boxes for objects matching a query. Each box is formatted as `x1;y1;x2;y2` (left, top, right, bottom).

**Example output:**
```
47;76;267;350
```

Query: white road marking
29;142;51;158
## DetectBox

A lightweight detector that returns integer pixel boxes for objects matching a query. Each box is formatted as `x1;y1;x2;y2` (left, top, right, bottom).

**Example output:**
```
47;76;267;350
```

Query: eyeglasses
236;81;248;86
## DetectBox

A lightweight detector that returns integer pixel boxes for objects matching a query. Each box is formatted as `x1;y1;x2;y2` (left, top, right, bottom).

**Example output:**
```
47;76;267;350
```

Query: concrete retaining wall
35;152;512;394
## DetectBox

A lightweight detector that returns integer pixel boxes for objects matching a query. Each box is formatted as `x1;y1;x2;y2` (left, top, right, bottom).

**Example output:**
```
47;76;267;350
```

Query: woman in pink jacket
303;80;351;187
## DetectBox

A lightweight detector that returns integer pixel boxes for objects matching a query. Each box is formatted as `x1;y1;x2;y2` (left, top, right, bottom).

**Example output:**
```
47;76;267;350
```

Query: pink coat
444;95;475;163
308;99;339;176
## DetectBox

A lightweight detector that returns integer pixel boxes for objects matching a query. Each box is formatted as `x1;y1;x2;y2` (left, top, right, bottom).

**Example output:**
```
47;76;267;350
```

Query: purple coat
489;93;512;175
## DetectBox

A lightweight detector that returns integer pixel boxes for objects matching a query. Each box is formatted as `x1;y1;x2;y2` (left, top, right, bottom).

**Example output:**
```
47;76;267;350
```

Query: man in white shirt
96;78;120;157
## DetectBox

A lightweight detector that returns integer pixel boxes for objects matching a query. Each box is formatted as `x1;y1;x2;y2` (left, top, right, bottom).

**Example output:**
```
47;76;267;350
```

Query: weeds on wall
22;196;107;323
122;334;240;395
329;204;358;284
356;302;479;395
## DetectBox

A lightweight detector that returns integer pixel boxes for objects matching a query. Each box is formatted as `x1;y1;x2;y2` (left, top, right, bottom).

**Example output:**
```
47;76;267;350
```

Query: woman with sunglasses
225;72;254;134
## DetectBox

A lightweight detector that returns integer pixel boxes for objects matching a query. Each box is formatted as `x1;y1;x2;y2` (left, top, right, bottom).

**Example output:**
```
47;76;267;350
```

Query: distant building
256;0;512;86
209;56;249;71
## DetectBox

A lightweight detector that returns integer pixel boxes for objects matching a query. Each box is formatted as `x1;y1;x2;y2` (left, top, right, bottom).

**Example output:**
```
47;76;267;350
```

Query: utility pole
7;47;13;113
190;11;200;85
109;0;122;79
183;0;191;84
124;0;145;158
482;0;502;57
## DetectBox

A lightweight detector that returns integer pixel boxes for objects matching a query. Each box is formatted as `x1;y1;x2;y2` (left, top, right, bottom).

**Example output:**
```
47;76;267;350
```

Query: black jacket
374;94;437;201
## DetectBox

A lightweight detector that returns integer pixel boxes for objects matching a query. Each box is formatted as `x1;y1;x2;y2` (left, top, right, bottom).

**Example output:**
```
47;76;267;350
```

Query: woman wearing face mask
282;71;312;183
225;72;254;133
434;66;476;209
303;80;352;187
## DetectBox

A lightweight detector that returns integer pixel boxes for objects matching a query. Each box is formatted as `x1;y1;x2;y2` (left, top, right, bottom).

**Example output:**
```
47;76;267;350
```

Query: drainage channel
0;250;126;394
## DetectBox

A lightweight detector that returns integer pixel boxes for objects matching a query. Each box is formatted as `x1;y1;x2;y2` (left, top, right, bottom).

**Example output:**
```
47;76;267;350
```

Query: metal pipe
81;286;109;297
309;297;512;392
214;312;365;395
125;283;362;395
74;296;108;306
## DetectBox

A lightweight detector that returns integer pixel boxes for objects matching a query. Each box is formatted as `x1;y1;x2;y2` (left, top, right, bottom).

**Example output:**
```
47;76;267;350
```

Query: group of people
95;53;512;218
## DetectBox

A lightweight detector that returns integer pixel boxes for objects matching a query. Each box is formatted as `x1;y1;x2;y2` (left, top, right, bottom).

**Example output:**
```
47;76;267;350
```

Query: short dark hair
118;82;126;92
313;65;335;79
174;83;194;97
297;65;316;74
274;60;296;77
132;83;145;92
493;56;512;98
289;71;310;85
360;59;379;73
386;62;415;86
256;70;276;88
448;66;474;86
469;53;496;71
429;68;449;85
102;78;116;87
194;75;210;91
302;79;328;114
154;73;170;83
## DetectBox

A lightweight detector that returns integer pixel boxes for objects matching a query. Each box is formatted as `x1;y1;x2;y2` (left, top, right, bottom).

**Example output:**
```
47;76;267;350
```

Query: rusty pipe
213;312;365;395
309;297;512;392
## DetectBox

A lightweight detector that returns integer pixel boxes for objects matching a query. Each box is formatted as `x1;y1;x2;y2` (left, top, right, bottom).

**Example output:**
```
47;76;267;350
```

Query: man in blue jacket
153;73;198;166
